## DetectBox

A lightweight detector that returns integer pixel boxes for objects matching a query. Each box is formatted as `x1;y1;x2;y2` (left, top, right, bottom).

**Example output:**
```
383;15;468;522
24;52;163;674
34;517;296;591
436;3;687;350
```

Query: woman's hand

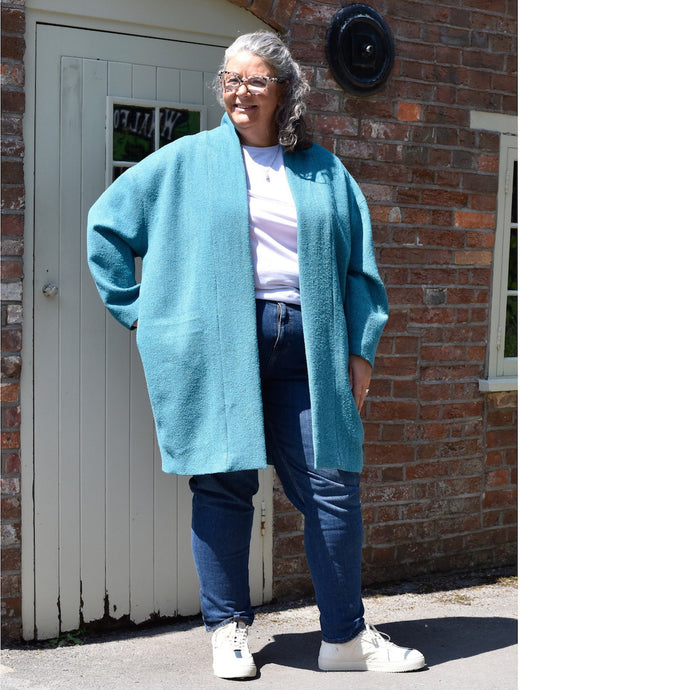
349;354;372;414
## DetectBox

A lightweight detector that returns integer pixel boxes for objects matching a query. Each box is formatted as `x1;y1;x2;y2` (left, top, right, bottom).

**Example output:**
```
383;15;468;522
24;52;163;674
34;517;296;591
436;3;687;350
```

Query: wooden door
31;23;273;640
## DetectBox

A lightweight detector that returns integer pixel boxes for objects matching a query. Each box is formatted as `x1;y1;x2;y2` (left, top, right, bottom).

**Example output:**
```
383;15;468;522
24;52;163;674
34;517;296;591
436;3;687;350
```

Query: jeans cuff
206;612;254;632
321;620;366;644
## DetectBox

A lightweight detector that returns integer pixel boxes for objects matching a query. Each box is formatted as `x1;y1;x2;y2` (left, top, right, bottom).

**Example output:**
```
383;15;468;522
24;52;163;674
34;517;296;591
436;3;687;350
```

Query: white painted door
32;24;273;640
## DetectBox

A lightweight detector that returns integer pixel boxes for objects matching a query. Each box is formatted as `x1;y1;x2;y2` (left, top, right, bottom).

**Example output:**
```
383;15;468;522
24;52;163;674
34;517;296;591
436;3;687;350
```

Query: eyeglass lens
220;73;270;93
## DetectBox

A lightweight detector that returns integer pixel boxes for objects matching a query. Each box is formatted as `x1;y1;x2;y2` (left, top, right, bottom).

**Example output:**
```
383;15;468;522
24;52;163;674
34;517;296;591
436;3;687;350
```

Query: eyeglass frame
218;71;287;94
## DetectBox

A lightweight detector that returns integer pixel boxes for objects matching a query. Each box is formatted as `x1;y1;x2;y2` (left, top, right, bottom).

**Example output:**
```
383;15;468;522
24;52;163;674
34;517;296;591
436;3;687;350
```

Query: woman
87;31;425;679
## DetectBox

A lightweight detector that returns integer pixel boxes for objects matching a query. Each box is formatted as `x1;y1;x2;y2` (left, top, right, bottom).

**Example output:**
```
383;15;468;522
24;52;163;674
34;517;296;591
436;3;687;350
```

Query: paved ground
1;568;517;689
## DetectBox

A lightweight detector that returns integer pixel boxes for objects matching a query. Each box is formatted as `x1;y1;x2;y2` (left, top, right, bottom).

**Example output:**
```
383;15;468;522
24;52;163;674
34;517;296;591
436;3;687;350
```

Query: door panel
32;24;273;639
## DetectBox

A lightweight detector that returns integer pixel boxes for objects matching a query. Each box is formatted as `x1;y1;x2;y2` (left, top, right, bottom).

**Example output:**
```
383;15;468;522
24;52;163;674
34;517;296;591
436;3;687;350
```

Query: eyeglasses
218;71;286;95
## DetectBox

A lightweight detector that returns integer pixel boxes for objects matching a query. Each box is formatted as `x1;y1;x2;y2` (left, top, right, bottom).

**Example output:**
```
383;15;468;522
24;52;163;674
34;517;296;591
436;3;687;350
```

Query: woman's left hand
349;354;372;414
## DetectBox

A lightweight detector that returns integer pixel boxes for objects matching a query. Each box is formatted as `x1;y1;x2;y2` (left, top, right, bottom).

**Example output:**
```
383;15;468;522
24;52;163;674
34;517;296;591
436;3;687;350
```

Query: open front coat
87;114;388;475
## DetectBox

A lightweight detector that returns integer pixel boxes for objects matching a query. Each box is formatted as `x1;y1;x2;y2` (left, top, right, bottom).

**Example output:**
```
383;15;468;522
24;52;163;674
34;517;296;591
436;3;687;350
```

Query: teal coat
87;114;388;475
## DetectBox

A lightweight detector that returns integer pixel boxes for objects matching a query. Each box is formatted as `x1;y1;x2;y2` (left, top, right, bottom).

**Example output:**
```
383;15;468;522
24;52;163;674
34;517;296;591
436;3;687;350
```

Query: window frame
106;96;206;183
469;111;518;393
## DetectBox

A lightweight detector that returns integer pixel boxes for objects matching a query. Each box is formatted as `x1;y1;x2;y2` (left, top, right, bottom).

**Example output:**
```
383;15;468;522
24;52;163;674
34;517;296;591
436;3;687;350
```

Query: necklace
264;145;281;182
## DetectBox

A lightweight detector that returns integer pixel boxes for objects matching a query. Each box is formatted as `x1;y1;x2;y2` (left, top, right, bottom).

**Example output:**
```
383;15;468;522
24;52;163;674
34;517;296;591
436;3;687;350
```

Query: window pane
508;226;517;291
112;166;130;181
504;295;517;358
112;104;155;162
159;108;201;146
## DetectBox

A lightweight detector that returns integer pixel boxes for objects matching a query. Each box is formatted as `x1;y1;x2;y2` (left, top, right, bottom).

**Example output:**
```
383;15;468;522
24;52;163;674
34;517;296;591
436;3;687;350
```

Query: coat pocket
136;316;226;463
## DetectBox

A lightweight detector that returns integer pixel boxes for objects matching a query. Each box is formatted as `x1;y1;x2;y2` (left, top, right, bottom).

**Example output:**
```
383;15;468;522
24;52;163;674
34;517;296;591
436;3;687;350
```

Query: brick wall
231;0;518;598
0;0;517;639
1;0;26;642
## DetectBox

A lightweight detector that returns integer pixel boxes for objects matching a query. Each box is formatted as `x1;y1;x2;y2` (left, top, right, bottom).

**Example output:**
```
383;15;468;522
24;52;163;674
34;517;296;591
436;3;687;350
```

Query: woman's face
222;51;284;147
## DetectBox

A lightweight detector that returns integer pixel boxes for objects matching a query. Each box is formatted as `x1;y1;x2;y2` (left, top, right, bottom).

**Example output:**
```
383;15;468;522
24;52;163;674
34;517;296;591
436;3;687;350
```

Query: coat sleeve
343;177;389;367
86;169;150;329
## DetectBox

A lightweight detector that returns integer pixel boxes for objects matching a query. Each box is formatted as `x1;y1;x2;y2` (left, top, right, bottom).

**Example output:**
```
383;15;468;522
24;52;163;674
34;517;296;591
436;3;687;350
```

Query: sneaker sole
318;658;426;673
213;662;257;679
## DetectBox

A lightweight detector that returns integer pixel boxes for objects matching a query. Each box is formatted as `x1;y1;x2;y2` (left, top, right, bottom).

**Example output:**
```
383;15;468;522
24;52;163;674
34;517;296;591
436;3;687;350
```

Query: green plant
48;628;88;647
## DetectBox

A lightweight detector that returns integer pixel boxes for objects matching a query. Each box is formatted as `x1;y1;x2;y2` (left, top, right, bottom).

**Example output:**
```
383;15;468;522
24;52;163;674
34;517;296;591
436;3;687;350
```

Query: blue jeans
189;300;366;643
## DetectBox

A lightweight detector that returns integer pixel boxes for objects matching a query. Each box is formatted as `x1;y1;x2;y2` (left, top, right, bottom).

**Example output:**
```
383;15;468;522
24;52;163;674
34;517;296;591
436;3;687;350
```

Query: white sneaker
318;623;426;673
211;619;257;679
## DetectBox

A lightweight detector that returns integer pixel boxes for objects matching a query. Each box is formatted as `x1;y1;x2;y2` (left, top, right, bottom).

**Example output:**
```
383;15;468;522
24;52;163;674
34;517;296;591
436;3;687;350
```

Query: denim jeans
189;300;366;643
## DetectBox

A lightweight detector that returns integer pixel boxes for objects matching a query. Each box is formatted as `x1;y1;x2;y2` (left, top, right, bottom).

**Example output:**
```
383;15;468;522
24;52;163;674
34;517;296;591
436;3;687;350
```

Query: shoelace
231;625;249;651
215;622;248;651
363;624;392;647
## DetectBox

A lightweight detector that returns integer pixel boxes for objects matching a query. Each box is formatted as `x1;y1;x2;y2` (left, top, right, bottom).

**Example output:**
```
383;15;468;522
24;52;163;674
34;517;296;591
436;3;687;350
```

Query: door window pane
159;108;201;145
113;105;155;162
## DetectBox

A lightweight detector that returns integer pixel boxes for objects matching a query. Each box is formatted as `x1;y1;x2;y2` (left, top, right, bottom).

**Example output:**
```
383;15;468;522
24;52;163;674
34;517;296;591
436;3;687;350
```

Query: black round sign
326;4;395;95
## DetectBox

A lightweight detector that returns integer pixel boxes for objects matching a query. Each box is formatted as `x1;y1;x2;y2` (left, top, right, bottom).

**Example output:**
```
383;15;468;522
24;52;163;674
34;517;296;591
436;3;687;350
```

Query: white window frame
470;111;518;393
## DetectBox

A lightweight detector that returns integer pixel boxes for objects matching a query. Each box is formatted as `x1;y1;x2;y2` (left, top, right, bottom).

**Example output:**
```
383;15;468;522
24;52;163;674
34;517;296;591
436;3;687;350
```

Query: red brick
397;101;422;122
435;170;461;188
0;544;20;571
366;443;415;464
271;0;298;28
1;432;20;449
492;73;517;93
403;207;432;225
1;35;25;60
487;391;518;409
486;469;510;488
374;355;418;378
385;287;423;305
379;424;406;442
0;383;19;404
366;545;396;566
455;210;496;229
1;573;21;597
2;405;20;428
1;328;21;351
3;452;21;474
337;139;374;159
0;520;20;544
0;7;25;34
313;114;358;136
1;497;20;520
380;247;452;266
466;230;495;248
0;258;22;279
0;186;25;211
0;61;24;89
1;355;21;378
392;379;418;398
487;408;515;426
454;250;492;266
486;428;517;448
0;213;23;236
441;400;484;419
392;336;419;355
483;489;517;510
1;89;25;114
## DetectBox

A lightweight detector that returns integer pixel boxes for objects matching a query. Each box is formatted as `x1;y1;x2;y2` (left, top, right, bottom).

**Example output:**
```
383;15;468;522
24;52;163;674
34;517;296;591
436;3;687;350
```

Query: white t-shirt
241;144;300;305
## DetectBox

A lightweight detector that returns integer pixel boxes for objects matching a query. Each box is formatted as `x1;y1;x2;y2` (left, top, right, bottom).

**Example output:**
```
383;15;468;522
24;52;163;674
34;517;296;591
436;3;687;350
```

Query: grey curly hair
214;31;311;152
